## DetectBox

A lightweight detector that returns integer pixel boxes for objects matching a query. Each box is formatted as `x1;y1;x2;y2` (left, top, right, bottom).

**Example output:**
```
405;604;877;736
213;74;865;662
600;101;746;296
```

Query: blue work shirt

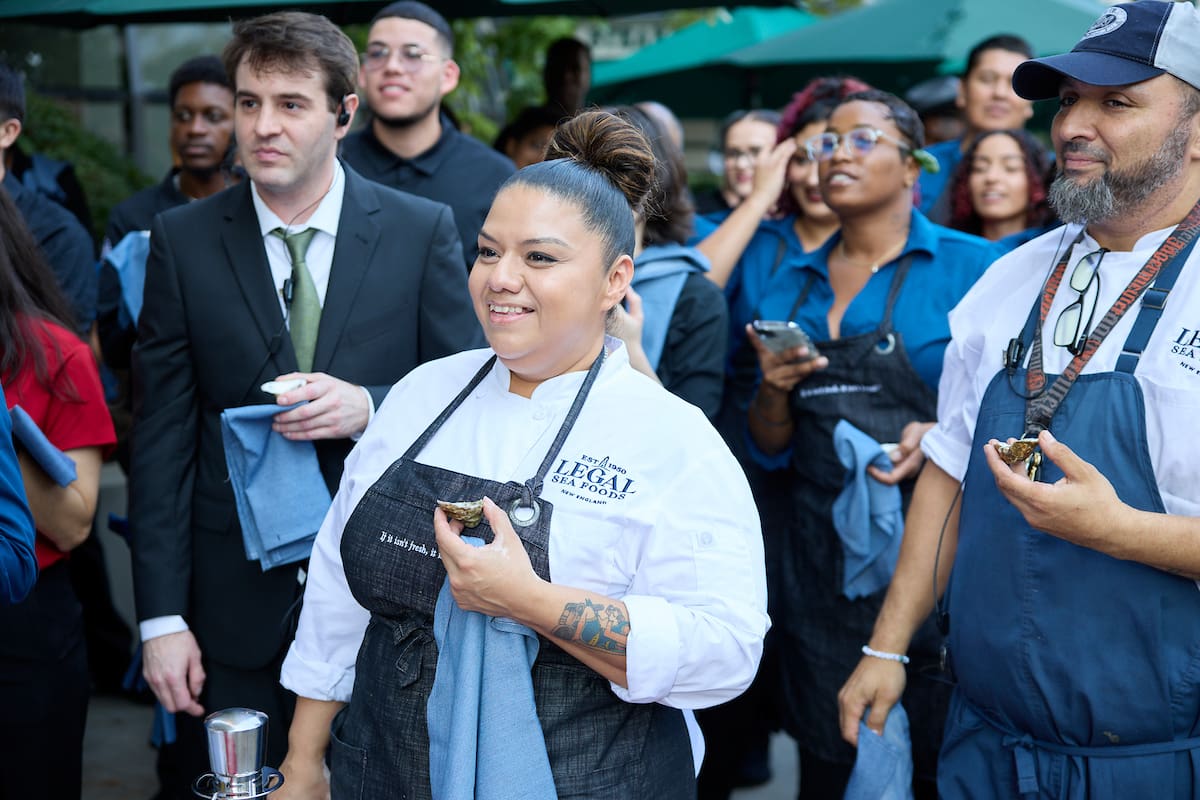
755;210;997;392
724;215;801;369
916;138;963;216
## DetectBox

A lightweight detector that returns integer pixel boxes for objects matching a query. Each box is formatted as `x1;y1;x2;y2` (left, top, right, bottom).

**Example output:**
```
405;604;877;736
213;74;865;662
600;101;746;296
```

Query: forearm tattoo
553;599;629;655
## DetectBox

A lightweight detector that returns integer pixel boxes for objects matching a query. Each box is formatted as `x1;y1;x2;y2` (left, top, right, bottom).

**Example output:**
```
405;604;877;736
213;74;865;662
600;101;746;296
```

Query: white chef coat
924;222;1200;518
281;340;769;723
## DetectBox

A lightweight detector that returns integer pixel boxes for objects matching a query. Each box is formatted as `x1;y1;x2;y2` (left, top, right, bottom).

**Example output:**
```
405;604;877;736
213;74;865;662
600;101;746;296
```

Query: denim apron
777;258;951;776
329;352;695;800
942;245;1200;797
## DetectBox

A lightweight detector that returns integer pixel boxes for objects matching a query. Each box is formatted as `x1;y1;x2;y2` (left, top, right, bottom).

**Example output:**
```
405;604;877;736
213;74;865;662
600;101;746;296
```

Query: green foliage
449;17;579;144
21;91;152;243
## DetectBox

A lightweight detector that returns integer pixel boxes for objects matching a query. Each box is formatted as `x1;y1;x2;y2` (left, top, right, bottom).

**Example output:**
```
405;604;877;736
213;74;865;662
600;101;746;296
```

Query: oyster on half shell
994;437;1039;465
437;499;485;528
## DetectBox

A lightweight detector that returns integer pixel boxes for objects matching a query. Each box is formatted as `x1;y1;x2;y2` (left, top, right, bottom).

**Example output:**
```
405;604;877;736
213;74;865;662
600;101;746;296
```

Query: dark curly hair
948;129;1053;237
775;76;872;217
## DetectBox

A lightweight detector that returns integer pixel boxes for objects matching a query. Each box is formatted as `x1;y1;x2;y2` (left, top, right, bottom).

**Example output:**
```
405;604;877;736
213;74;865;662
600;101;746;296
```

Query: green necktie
271;227;321;373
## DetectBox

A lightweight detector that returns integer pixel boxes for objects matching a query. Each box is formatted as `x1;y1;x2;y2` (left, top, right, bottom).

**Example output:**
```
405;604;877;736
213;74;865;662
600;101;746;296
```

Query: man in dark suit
128;12;482;792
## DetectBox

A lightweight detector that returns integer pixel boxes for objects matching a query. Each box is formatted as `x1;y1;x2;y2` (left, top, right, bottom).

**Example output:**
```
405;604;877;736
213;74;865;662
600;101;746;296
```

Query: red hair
948;129;1053;236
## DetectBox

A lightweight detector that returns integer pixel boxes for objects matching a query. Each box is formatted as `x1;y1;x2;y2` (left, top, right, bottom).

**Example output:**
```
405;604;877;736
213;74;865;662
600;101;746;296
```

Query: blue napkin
427;537;557;800
219;403;331;571
844;704;915;800
10;405;76;487
831;419;904;600
105;230;150;328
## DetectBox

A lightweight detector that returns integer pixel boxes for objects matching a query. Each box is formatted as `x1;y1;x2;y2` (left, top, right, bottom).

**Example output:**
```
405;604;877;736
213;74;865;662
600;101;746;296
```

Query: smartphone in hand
751;320;820;360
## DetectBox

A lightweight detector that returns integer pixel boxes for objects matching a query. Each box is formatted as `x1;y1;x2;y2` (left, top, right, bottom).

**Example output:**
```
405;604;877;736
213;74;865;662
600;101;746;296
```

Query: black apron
329;352;695;800
775;258;950;776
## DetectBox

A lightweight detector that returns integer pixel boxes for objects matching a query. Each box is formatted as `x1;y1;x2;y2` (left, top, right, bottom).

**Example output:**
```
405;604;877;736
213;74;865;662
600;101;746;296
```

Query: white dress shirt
924;222;1200;518
281;340;770;768
250;162;343;311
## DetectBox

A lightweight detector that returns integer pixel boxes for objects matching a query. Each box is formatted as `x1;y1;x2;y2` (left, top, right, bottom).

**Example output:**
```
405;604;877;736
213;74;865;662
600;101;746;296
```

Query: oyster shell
437;499;484;528
994;438;1039;465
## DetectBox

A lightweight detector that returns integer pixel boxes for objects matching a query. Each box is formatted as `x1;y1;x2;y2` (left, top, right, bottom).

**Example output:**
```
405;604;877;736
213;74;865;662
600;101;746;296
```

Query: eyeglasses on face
1052;248;1107;355
361;43;442;72
805;128;913;162
723;147;765;164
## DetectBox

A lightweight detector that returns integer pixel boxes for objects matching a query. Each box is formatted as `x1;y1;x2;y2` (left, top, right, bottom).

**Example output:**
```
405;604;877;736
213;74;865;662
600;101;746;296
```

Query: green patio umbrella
727;0;1109;105
590;7;816;115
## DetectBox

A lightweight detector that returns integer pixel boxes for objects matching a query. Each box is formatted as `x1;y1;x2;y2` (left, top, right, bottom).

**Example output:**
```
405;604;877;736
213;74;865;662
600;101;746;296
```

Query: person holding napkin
744;90;996;798
0;187;115;799
276;110;769;799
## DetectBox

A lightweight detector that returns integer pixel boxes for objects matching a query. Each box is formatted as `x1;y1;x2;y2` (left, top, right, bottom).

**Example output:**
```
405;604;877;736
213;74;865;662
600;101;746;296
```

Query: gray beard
1049;122;1190;224
371;96;441;131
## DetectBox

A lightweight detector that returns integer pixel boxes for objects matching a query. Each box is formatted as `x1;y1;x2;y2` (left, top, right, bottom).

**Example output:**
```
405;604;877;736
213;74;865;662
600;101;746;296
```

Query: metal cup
192;708;284;799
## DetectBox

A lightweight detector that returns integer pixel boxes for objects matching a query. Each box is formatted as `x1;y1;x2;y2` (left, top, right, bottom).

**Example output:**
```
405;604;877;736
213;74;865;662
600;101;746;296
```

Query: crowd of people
0;1;1199;799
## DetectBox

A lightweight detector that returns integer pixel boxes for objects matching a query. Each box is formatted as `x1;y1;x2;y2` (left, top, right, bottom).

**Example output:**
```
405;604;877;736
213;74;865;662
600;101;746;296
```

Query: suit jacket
129;165;483;669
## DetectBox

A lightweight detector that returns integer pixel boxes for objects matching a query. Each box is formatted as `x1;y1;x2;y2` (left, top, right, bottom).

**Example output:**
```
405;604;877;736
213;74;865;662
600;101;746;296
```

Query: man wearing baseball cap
838;2;1200;796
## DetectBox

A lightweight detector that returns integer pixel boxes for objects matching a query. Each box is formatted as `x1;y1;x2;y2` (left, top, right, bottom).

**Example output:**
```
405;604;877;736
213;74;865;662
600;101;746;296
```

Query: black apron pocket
328;707;367;800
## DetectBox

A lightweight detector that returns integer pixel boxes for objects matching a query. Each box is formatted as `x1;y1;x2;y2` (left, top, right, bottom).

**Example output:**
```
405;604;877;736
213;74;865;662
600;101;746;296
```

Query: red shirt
3;316;116;569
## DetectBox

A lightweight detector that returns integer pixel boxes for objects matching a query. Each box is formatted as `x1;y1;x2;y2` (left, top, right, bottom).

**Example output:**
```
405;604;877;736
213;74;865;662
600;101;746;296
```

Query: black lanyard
1021;198;1200;436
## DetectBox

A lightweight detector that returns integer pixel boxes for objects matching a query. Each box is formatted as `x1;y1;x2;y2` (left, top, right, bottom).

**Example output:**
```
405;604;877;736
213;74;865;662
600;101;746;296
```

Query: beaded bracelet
862;644;910;664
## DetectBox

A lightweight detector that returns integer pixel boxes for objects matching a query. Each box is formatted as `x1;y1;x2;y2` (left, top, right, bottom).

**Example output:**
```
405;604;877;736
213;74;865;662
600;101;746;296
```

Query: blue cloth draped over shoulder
427;536;557;800
831;419;903;600
219;403;331;570
632;243;711;371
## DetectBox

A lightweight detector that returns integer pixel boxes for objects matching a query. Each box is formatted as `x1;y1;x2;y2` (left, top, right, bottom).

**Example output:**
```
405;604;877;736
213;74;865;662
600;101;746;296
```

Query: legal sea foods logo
550;453;638;504
1171;326;1200;375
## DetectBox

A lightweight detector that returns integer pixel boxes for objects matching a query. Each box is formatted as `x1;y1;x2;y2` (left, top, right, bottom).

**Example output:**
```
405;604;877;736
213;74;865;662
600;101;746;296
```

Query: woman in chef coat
275;110;769;800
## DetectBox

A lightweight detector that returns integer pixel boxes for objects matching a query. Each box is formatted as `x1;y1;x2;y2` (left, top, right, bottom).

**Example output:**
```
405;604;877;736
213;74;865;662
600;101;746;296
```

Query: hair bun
545;110;654;213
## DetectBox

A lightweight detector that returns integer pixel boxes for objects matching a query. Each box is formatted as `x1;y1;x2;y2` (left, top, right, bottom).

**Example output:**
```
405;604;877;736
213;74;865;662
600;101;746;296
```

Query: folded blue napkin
219;403;331;571
844;704;915;800
10;405;76;487
831;419;904;599
427;536;557;800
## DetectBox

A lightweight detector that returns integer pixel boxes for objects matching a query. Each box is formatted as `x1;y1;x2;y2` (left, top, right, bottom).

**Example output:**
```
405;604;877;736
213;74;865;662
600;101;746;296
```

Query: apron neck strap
878;255;915;332
402;355;498;462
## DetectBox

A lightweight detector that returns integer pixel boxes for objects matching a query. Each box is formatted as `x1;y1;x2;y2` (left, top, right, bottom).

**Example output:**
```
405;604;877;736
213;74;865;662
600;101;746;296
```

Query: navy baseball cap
1013;1;1200;100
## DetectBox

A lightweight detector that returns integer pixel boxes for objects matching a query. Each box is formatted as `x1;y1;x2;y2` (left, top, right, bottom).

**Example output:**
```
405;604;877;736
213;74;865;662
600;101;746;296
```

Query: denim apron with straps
776;257;951;773
329;352;694;800
941;213;1200;798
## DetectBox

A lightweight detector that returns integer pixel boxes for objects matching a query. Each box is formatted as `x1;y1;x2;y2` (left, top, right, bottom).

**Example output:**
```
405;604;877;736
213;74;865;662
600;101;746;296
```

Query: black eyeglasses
805;128;912;162
1053;248;1107;355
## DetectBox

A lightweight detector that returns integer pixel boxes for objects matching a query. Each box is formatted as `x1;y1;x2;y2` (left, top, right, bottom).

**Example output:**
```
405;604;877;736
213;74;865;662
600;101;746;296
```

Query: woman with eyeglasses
745;90;997;798
694;76;868;800
695;109;782;221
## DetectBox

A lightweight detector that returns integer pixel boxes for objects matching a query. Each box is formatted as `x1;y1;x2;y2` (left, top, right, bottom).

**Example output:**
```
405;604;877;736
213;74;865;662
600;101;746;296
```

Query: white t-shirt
923;222;1200;518
281;341;768;726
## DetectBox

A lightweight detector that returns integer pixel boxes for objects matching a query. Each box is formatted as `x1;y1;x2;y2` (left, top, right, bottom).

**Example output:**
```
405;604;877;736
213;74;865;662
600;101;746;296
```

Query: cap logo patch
1083;7;1128;39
